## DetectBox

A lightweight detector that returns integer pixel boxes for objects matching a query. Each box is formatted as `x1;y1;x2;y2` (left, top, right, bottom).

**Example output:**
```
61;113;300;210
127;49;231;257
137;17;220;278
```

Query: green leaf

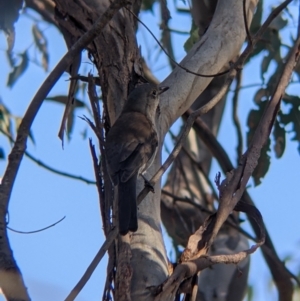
247;106;266;132
260;30;282;78
269;13;288;31
46;95;85;142
81;127;88;140
261;53;272;77
254;88;268;104
46;95;85;108
282;93;300;106
250;0;263;34
184;22;199;53
247;102;271;186
290;113;300;152
67;109;75;140
248;6;288;66
278;96;300;153
7;51;29;88
141;0;157;12
253;139;271;186
247;285;254;301
0;104;12;137
32;24;49;72
273;120;285;158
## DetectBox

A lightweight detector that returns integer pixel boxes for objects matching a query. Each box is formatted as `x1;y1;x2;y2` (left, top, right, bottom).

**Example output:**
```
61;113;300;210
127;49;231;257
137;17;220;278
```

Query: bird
105;83;169;235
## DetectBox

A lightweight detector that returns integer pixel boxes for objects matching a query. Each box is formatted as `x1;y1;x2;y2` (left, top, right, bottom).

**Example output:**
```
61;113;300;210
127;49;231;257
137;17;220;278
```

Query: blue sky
0;1;299;300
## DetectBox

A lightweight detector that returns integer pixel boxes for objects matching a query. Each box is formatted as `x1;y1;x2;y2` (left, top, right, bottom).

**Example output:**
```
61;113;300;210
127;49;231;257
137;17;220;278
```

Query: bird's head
123;83;169;119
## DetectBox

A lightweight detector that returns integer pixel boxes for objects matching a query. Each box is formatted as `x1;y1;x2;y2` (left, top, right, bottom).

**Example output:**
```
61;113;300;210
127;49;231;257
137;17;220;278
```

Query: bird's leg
141;174;155;193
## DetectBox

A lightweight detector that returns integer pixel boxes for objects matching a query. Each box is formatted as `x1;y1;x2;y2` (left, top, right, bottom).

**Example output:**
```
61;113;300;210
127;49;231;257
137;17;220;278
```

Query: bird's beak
158;86;169;95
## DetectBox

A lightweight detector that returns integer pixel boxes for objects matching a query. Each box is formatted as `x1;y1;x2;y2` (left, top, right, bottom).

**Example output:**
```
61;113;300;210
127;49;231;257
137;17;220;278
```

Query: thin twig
86;76;111;235
1;129;96;185
25;151;96;184
159;0;176;70
167;130;217;203
232;70;243;160
243;0;252;44
161;189;212;215
167;134;201;205
87;74;103;134
176;152;202;207
88;139;106;230
180;146;219;201
168;28;189;35
69;75;101;86
7;216;66;234
102;243;116;301
234;82;262;90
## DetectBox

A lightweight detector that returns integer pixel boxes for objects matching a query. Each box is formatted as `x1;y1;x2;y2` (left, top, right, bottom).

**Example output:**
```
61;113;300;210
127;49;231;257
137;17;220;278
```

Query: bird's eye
151;90;157;97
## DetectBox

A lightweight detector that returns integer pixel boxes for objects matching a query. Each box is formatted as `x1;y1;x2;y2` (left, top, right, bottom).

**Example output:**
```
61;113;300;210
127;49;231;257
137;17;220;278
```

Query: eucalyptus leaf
46;95;85;108
32;24;49;71
247;102;270;185
273;120;286;158
184;22;199;53
7;51;29;88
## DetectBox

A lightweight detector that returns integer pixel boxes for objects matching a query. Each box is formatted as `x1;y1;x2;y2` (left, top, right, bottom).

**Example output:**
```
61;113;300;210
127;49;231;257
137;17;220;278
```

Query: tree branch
155;243;259;301
232;70;244;161
7;216;65;234
158;0;258;134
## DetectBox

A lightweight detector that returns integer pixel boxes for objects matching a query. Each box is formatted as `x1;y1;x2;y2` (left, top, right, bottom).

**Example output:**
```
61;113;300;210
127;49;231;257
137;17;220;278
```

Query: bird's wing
119;132;158;183
106;112;158;183
106;136;141;183
119;141;145;182
119;139;141;163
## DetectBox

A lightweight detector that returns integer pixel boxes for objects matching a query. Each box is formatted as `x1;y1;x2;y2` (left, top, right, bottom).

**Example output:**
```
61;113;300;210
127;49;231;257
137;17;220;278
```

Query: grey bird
105;83;168;235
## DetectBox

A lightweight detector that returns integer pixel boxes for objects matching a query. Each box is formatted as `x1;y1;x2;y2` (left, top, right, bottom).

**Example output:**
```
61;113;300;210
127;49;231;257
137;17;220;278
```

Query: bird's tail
118;175;138;235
